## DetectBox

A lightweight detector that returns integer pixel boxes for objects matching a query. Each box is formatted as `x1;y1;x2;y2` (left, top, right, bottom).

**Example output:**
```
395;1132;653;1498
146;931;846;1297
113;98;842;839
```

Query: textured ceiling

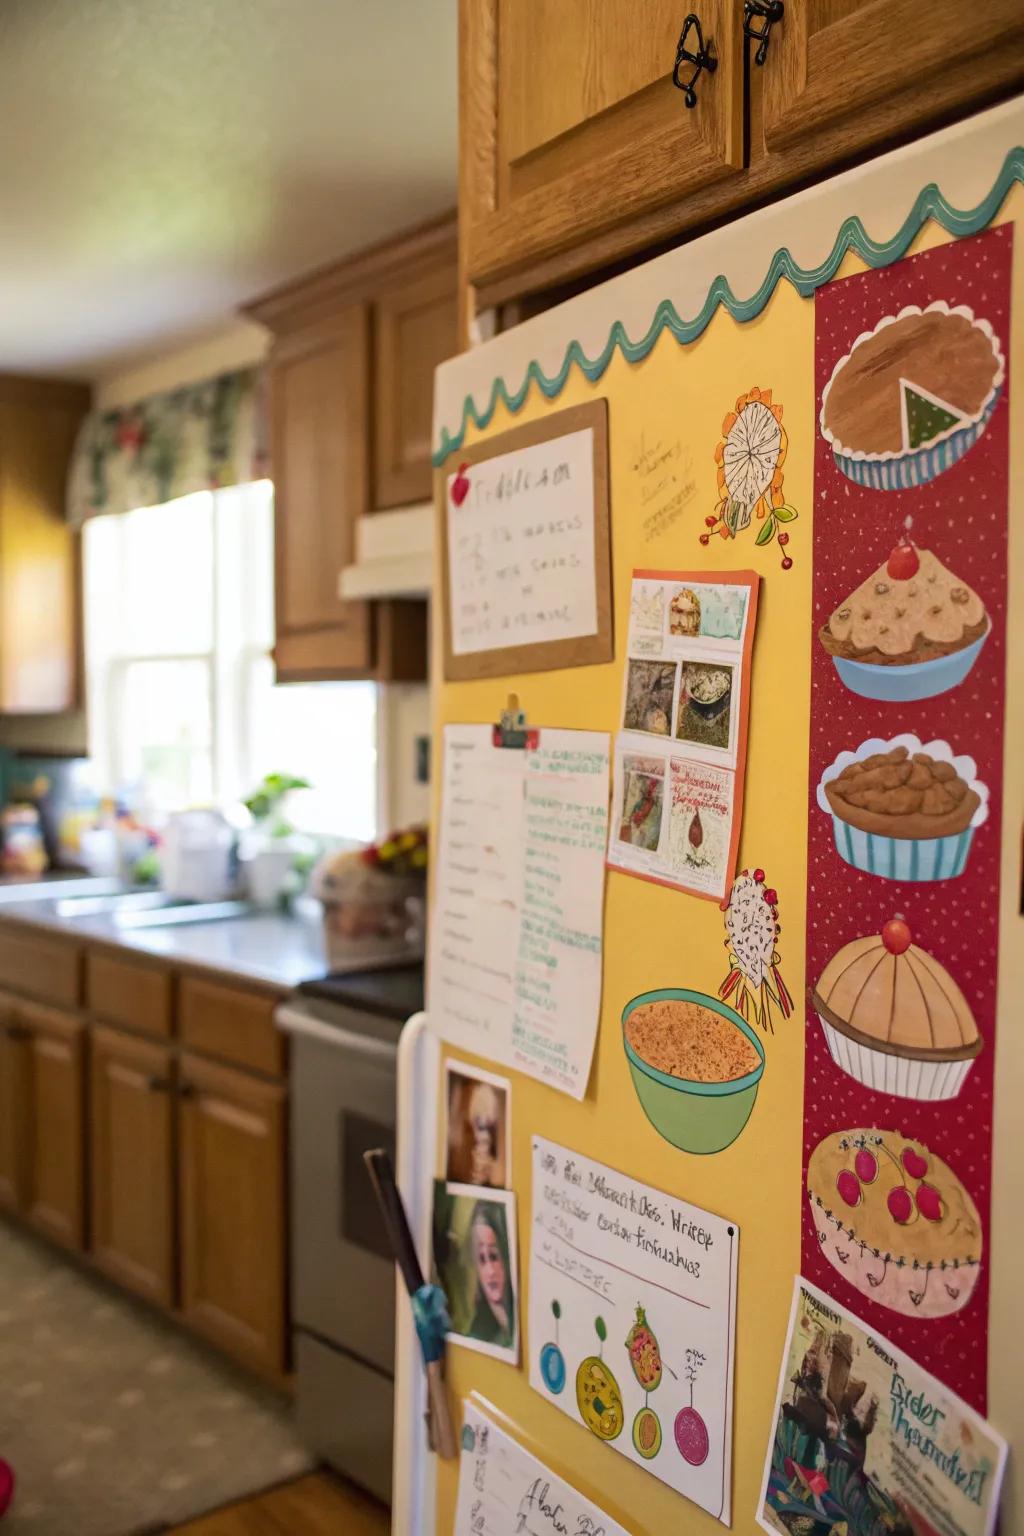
0;0;457;378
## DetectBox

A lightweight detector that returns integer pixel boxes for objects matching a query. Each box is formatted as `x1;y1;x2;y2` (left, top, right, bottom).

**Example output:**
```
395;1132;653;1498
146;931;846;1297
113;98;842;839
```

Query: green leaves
552;1300;561;1320
595;1316;607;1342
755;504;798;547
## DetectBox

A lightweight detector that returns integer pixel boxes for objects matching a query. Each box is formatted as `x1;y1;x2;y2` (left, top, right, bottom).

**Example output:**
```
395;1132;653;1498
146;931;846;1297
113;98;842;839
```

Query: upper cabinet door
462;0;744;290
758;0;1024;165
373;263;458;510
270;306;373;680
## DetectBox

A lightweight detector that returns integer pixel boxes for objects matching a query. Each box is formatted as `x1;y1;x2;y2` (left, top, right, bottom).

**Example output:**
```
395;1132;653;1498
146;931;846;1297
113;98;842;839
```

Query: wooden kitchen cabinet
245;214;455;682
459;0;1024;310
89;1025;175;1306
266;306;375;681
21;1000;86;1250
0;375;90;714
178;1053;287;1379
0;993;31;1212
373;260;458;509
460;0;743;295
755;1;1024;175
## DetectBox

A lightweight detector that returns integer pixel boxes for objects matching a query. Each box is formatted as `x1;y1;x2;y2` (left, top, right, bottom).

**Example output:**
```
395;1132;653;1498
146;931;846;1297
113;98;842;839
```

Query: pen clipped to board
363;1146;458;1461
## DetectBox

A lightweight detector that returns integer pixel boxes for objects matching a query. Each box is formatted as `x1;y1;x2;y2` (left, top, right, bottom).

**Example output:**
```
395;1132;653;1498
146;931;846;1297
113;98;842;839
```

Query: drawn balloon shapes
674;1348;710;1467
539;1299;566;1395
575;1316;624;1442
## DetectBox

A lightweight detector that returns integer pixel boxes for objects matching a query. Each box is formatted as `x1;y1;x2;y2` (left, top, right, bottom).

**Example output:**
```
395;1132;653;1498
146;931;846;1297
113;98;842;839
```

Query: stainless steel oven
276;966;423;1505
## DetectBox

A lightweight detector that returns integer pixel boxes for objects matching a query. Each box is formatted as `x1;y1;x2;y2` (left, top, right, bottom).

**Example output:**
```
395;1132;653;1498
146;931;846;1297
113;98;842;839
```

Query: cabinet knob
147;1075;171;1093
178;1081;196;1099
672;13;718;108
4;1023;30;1042
743;0;784;66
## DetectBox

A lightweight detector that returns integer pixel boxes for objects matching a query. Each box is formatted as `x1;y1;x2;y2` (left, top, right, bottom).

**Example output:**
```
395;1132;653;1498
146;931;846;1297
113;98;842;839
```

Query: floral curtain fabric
67;367;267;523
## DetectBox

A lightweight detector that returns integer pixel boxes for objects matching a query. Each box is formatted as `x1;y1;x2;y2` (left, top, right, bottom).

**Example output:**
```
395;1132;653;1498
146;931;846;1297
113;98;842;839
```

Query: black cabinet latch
743;0;784;65
672;13;717;108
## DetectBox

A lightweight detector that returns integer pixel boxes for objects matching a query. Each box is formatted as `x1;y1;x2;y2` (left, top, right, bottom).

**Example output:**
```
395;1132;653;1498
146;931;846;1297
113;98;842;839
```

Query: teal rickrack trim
433;146;1024;465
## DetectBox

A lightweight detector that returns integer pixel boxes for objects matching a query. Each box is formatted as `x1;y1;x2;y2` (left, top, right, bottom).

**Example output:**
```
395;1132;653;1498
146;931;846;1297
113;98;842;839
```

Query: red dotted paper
804;224;1012;1413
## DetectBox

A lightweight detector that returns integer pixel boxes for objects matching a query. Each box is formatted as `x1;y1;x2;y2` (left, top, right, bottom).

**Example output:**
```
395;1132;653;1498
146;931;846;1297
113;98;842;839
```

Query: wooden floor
166;1471;390;1535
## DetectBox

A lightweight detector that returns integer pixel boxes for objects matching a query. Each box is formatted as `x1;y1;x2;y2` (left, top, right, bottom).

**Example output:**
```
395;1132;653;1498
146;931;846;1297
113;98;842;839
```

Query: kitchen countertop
0;891;329;991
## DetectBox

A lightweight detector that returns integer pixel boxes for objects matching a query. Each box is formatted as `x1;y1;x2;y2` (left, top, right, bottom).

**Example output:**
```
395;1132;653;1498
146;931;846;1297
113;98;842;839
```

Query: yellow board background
429;203;1024;1535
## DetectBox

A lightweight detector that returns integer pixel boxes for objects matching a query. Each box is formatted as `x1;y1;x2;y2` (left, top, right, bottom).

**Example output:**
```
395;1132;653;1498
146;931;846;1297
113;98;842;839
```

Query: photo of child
432;1182;519;1363
445;1063;510;1188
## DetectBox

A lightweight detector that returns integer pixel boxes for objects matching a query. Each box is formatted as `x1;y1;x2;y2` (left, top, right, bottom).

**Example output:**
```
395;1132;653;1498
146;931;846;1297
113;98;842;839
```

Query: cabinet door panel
463;0;744;284
760;0;1024;161
90;1026;174;1306
178;1054;286;1378
23;1003;85;1249
272;308;373;677
373;265;458;509
0;996;30;1211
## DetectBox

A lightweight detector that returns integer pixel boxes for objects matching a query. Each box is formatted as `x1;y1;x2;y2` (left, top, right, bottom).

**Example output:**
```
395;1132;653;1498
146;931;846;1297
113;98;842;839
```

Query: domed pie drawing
820;302;1005;489
807;1129;982;1319
812;917;983;1101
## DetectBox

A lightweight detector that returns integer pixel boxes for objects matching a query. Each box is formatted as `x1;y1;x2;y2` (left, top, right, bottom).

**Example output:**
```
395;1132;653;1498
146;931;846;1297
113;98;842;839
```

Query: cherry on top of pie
822;306;1002;456
820;545;987;662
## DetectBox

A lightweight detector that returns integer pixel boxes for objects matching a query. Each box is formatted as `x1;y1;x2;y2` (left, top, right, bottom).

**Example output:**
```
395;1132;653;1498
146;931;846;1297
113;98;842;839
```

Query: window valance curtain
67;366;267;524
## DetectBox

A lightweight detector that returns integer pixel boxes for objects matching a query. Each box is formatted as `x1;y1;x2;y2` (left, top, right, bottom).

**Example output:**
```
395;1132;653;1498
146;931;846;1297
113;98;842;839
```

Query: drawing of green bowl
622;988;765;1155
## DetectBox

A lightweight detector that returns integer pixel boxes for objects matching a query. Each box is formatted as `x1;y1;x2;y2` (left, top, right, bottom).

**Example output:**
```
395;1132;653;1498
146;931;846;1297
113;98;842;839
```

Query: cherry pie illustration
806;1129;982;1319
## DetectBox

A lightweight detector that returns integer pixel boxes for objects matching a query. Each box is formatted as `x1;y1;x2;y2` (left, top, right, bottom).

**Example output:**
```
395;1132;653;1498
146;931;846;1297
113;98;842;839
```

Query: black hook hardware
672;14;717;109
743;0;784;65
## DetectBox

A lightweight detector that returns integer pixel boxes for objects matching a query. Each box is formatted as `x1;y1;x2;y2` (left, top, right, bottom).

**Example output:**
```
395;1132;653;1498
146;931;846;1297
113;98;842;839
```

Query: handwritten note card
455;1398;630;1536
529;1138;738;1524
441;401;612;680
608;568;760;902
429;725;609;1099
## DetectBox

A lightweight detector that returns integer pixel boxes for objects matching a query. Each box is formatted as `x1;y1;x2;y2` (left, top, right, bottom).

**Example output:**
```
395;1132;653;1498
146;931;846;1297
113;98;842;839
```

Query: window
83;484;378;841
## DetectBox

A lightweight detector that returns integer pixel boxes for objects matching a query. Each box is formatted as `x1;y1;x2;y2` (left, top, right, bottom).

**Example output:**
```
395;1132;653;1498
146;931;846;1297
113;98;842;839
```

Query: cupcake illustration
812;917;983;1101
817;734;988;882
818;535;989;702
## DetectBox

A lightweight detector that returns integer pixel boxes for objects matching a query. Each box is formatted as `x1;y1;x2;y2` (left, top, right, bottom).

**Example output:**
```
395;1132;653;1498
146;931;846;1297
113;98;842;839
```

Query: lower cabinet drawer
178;975;285;1077
0;926;80;1009
86;950;172;1038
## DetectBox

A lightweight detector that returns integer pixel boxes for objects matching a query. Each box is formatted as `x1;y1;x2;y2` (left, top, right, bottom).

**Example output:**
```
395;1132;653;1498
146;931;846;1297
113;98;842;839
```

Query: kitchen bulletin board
424;99;1024;1536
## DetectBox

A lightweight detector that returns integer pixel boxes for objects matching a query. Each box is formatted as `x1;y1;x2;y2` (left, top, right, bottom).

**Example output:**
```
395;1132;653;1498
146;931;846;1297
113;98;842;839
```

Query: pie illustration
820;303;1004;489
812;917;982;1102
817;734;988;882
807;1128;982;1318
819;541;989;701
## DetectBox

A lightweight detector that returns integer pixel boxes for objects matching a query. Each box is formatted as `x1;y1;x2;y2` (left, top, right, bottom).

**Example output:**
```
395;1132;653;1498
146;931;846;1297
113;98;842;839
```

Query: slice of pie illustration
820;302;1005;489
807;1129;982;1318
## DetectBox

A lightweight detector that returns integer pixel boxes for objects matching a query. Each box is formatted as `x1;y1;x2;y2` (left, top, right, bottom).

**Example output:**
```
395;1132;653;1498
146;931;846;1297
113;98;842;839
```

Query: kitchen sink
54;890;251;928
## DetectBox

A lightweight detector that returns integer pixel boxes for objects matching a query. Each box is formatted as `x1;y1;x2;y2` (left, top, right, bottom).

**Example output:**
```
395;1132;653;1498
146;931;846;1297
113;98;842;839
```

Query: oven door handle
275;1002;399;1063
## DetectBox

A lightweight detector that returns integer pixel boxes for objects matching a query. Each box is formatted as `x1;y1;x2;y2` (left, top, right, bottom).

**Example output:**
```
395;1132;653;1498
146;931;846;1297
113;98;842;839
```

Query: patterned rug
0;1221;312;1534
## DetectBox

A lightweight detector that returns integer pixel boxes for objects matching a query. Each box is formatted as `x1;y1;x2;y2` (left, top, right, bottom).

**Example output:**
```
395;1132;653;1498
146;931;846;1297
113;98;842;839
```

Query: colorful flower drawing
703;387;798;568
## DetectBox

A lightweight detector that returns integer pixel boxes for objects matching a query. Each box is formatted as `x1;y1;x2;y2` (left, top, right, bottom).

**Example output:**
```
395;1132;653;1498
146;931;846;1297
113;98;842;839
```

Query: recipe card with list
428;722;609;1100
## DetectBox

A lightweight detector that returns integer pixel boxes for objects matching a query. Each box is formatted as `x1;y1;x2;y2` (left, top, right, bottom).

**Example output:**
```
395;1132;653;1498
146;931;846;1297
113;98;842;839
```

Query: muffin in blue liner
817;733;989;883
820;301;1004;490
819;541;989;703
